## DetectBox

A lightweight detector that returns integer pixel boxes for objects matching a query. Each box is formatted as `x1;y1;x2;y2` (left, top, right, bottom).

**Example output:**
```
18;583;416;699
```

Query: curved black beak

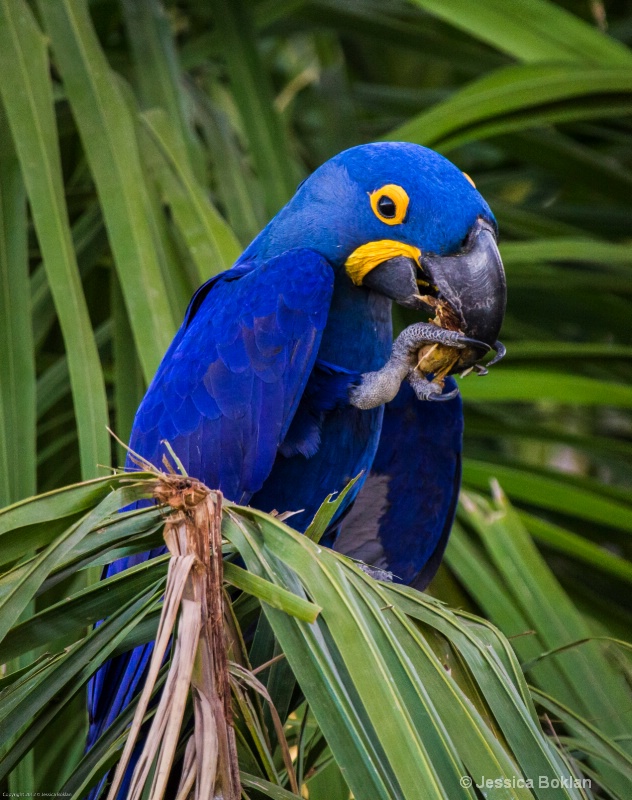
363;218;506;370
420;218;506;349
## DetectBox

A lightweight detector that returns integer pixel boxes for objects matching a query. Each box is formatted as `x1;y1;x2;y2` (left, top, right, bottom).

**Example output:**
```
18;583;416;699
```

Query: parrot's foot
392;322;487;359
407;371;459;402
349;358;411;410
350;322;477;410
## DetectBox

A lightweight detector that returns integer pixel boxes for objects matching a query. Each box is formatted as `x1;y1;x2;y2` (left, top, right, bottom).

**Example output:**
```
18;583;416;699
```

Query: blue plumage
334;379;462;587
240;143;493;265
88;142;503;773
130;249;334;501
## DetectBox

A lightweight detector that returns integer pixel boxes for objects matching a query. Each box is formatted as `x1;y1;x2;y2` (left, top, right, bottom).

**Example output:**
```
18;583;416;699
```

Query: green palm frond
1;475;628;798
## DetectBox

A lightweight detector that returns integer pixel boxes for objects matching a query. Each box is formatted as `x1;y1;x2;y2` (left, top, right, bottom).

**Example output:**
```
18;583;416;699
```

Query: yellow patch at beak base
345;240;422;286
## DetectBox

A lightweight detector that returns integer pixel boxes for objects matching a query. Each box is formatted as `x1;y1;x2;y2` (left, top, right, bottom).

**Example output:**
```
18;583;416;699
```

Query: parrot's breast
252;403;384;531
317;277;392;372
251;278;392;529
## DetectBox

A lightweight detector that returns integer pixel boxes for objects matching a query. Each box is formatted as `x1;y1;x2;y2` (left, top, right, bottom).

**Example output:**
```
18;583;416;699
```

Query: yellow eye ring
369;184;409;225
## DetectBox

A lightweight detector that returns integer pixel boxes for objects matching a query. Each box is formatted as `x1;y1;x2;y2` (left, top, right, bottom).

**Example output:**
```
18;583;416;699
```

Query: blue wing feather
333;379;463;587
129;249;333;500
87;249;333;759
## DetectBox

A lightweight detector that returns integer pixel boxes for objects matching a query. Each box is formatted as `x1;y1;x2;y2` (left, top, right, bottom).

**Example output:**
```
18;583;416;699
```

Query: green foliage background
0;0;631;797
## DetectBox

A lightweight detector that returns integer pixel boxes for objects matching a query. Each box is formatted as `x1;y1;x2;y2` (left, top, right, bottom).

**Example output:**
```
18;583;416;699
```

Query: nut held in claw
414;295;505;389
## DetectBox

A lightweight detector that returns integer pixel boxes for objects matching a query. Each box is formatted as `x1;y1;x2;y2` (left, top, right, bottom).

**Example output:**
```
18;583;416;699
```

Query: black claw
429;386;460;401
487;340;506;367
458;335;492;353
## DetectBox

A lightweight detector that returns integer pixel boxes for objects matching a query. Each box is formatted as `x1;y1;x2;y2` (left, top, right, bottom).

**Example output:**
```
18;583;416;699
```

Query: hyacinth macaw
87;142;506;766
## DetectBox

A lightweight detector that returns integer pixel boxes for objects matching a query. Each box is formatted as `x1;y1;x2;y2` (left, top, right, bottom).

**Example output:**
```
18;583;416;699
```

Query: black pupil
377;195;397;218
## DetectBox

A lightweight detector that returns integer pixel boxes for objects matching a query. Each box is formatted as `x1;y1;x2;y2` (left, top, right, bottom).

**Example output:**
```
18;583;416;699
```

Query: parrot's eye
370;184;409;225
377;196;396;217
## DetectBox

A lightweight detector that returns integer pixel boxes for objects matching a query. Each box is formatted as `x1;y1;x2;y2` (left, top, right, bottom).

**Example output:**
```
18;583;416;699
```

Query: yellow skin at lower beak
344;240;422;286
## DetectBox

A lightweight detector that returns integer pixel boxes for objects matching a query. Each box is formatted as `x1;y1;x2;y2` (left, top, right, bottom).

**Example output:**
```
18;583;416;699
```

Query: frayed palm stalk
107;477;240;800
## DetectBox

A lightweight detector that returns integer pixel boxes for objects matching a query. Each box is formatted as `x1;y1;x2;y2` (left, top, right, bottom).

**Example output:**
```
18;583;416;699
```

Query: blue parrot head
241;141;506;349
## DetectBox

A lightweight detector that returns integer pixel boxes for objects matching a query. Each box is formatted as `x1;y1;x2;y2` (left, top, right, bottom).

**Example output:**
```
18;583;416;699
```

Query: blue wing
87;249;334;758
130;249;334;500
333;378;463;588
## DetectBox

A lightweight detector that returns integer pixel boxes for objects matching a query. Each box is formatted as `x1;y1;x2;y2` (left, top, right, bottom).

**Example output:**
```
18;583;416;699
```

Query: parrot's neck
318;276;392;372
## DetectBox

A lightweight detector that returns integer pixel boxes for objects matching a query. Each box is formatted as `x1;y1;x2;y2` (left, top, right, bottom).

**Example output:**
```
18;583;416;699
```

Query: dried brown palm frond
107;479;239;800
